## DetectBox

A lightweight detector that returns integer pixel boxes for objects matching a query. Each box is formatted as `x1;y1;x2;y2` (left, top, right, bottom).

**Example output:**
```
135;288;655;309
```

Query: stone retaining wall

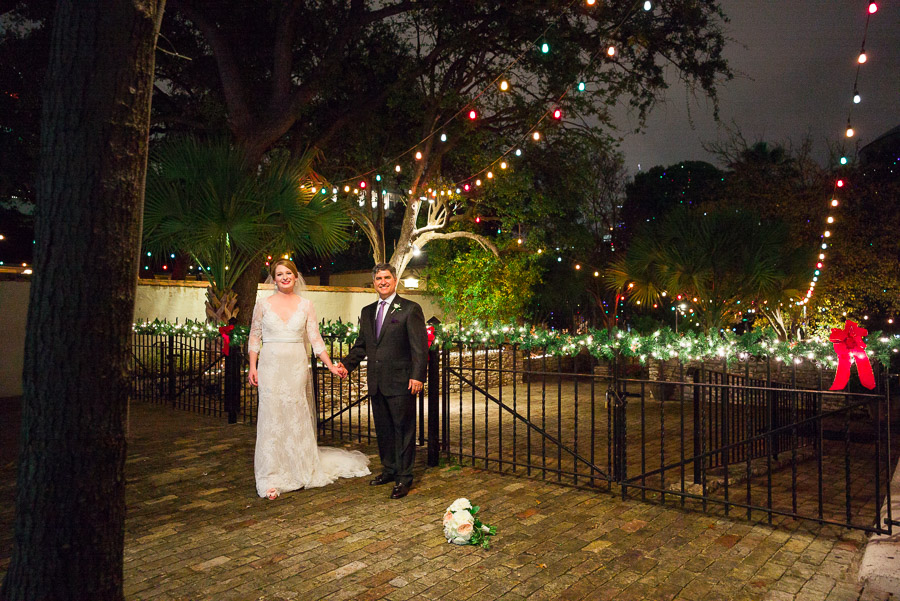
330;345;889;416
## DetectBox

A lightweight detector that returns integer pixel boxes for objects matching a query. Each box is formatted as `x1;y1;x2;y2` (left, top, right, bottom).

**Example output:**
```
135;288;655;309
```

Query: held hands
408;378;423;395
330;362;349;379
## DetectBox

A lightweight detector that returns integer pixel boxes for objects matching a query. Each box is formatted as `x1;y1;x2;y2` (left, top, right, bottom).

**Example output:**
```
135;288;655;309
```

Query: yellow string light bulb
607;46;616;57
487;171;494;179
500;80;509;91
415;151;423;160
532;131;541;141
500;161;507;169
858;52;867;64
846;126;854;137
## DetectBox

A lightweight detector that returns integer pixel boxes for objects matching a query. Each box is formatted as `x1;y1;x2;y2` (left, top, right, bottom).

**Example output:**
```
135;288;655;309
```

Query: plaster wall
0;279;443;399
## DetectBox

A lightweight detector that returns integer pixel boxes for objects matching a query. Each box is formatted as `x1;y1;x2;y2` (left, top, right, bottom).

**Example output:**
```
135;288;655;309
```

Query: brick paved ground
0;400;892;600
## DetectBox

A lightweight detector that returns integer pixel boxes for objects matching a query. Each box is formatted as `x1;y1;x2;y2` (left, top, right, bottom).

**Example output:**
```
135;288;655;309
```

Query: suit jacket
342;295;428;397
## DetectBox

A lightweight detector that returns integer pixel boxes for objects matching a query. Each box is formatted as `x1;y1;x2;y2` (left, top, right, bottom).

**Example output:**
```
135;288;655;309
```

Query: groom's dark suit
342;295;427;487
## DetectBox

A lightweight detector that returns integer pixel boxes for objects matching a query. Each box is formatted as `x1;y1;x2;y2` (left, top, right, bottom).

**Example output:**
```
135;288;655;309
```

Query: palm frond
143;137;350;293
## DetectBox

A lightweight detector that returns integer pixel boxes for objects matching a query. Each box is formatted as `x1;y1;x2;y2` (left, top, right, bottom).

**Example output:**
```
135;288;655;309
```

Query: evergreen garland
132;319;900;368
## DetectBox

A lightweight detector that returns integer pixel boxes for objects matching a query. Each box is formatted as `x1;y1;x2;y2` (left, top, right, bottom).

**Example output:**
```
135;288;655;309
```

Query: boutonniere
391;302;402;313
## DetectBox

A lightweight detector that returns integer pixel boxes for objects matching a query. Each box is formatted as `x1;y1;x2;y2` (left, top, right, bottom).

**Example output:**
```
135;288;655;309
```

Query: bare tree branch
415;230;500;255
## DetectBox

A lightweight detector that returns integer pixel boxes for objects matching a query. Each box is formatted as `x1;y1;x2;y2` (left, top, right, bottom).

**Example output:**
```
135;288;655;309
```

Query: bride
247;259;370;499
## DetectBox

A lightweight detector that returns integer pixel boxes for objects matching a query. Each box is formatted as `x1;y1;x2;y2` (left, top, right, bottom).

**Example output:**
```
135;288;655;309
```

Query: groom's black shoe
390;483;409;499
370;473;393;486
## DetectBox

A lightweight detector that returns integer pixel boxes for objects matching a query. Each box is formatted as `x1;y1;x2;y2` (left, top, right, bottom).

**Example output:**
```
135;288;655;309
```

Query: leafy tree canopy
149;0;732;276
425;241;542;324
621;160;724;245
606;208;809;335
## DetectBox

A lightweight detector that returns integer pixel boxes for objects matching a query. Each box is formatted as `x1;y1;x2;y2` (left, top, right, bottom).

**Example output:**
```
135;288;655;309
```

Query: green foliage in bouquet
468;505;498;550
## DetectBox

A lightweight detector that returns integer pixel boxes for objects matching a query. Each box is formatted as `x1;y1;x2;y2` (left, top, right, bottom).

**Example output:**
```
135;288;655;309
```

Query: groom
337;263;427;499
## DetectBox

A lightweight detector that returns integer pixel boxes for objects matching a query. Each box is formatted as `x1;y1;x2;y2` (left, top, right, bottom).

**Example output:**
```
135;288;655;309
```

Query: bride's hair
269;258;298;279
267;259;307;292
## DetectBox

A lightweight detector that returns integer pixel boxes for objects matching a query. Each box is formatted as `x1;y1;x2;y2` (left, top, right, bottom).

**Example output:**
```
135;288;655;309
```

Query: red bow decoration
829;320;875;390
218;324;235;356
426;325;435;349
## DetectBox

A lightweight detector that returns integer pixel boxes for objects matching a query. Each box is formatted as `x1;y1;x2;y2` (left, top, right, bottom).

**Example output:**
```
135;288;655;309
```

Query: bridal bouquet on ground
442;498;497;549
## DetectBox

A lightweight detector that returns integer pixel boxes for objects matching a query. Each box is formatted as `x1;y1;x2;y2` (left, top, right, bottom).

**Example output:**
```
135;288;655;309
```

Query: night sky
614;1;899;172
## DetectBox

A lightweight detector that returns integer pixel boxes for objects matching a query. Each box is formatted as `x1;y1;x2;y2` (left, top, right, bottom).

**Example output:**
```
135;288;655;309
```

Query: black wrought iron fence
129;330;434;456
130;330;257;423
434;342;895;534
312;336;442;465
697;365;820;470
130;323;896;534
615;357;894;532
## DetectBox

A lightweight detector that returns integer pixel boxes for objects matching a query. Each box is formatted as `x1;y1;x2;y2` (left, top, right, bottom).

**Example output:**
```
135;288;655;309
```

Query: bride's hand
248;367;258;386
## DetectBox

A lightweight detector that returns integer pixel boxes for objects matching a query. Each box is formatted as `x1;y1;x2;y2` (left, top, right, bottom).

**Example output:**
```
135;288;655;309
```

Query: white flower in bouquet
444;509;475;544
446;498;473;513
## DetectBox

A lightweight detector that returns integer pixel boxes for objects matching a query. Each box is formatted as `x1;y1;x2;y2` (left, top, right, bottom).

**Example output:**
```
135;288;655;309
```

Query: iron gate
436;344;895;534
133;327;896;534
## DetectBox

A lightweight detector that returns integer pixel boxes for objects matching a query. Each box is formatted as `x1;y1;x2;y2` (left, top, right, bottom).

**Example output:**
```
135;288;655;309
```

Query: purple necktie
375;300;386;338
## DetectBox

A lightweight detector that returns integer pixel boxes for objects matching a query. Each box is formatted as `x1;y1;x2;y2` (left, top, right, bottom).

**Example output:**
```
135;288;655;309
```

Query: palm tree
143;137;349;323
605;209;808;336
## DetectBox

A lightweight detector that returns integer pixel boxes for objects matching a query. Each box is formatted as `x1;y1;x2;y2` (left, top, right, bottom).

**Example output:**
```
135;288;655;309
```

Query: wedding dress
249;295;370;497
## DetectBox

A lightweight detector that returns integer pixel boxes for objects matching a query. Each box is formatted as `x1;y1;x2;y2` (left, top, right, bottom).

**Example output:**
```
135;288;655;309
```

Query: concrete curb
859;456;900;595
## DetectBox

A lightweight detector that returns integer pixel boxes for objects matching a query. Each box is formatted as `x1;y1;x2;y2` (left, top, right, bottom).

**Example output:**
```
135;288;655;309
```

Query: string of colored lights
516;2;888;329
797;1;880;307
447;5;648;190
327;0;652;192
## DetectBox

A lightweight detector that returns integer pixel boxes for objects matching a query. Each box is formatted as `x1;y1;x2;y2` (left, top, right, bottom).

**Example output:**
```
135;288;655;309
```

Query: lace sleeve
305;299;326;356
248;301;264;354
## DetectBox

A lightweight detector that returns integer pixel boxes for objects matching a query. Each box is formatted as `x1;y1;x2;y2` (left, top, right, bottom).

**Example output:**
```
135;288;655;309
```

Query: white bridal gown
249;295;370;497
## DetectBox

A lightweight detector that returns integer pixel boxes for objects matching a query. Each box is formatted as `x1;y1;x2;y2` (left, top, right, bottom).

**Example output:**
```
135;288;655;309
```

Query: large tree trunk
1;2;165;600
232;255;266;327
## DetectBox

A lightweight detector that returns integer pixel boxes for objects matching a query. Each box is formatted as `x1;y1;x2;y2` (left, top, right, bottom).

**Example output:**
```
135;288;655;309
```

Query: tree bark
1;2;165;600
232;255;266;327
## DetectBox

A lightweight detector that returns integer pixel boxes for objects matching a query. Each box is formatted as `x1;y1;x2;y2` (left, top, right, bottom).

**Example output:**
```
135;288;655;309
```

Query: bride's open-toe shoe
266;488;279;500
